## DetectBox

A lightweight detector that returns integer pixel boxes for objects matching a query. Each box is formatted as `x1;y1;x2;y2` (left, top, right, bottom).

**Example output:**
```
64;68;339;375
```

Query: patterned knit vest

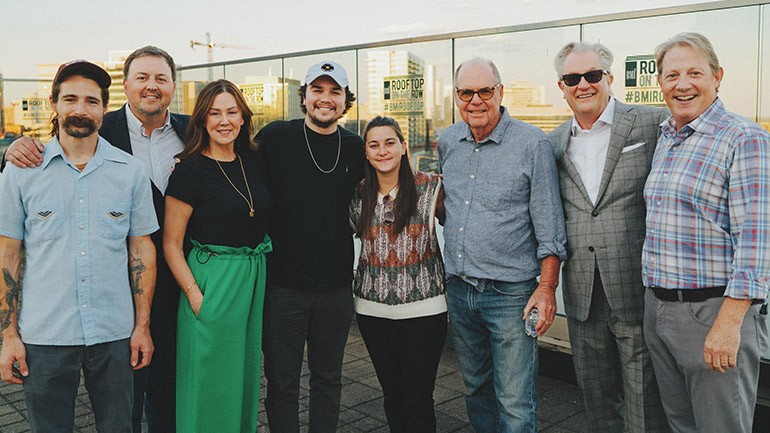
352;171;445;305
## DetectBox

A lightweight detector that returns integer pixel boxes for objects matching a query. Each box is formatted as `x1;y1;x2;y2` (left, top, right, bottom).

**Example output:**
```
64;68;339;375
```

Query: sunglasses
560;70;608;87
455;84;501;102
383;195;395;226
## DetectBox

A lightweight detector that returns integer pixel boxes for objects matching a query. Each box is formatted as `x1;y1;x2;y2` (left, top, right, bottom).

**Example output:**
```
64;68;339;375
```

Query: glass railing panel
583;6;760;121
453;26;581;135
282;51;359;132
357;40;453;173
1;80;54;147
224;60;285;132
176;65;225;115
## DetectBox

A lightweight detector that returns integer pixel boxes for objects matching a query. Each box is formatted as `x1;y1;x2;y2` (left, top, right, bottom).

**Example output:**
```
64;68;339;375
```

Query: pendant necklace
215;154;255;217
304;123;341;174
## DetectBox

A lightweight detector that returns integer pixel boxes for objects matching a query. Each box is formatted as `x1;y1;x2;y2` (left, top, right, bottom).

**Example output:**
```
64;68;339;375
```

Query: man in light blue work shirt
0;60;158;433
438;57;567;433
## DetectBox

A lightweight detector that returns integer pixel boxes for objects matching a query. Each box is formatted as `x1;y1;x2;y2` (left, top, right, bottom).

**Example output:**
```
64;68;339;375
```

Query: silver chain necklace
303;123;341;174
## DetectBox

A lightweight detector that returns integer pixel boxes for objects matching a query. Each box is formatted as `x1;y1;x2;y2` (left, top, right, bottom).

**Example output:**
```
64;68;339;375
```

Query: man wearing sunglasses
438;57;567;433
548;42;669;433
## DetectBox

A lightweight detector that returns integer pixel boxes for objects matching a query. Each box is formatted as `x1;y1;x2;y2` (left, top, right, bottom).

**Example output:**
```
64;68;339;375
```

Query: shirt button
465;200;470;205
79;225;85;230
459;227;464;231
82;304;88;309
588;246;595;252
79;199;84;204
474;148;480;153
458;253;463;258
80;278;86;282
80;251;86;256
470;175;475;179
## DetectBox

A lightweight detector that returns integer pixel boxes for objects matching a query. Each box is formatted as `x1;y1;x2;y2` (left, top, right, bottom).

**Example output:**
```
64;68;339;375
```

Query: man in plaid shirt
642;32;769;433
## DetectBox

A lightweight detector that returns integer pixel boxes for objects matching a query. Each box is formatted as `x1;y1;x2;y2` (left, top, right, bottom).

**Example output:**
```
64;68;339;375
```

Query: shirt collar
661;97;724;137
460;106;512;145
42;135;128;170
125;103;171;137
570;97;615;135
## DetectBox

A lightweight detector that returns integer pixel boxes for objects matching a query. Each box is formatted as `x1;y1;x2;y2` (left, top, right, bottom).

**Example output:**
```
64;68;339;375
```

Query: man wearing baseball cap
257;60;364;432
0;60;158;433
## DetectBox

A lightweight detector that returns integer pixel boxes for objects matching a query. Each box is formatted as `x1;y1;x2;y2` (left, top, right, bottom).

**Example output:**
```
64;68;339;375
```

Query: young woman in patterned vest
350;116;447;433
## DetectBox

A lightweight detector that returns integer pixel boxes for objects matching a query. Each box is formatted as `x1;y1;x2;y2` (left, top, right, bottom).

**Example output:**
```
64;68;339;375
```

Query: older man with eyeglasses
438;57;567;433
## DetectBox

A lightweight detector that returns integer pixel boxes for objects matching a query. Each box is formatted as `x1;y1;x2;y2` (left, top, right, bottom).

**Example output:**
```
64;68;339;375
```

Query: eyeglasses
383;195;395;226
560;70;608;87
455;84;501;102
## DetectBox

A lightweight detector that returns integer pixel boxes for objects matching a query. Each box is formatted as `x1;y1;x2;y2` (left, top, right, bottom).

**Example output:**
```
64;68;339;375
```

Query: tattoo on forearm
1;268;20;332
129;258;146;295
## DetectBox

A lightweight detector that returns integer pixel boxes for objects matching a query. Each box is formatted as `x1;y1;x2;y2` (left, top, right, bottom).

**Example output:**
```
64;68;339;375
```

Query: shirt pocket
26;201;66;241
478;173;527;212
98;201;131;239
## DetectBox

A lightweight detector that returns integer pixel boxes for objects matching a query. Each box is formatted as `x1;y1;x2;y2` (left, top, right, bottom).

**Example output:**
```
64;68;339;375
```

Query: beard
306;104;343;130
62;115;98;138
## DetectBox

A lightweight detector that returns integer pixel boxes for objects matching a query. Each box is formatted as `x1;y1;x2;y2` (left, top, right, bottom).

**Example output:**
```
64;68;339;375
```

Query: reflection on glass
226;60;291;131
358;41;453;173
454;26;580;134
177;65;225;114
583;6;760;121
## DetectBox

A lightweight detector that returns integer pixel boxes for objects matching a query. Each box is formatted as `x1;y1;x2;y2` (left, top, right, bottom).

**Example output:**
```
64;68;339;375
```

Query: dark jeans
132;306;178;433
24;339;133;433
357;312;447;433
263;285;354;433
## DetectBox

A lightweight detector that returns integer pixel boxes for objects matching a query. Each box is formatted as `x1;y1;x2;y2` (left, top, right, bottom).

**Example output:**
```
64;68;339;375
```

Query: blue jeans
446;277;538;433
23;339;133;433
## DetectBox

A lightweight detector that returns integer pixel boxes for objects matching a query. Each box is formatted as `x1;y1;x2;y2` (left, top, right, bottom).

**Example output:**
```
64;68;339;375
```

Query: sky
0;0;717;78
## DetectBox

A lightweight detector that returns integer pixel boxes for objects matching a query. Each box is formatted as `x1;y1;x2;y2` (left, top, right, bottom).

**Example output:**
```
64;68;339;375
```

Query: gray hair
554;42;614;77
454;57;502;85
655;32;720;75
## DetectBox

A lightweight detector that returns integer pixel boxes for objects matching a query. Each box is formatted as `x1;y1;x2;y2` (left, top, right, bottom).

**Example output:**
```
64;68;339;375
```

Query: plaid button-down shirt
642;98;770;300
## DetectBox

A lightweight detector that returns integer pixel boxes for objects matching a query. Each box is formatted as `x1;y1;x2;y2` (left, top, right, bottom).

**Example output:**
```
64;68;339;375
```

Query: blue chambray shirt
0;136;158;346
438;106;567;286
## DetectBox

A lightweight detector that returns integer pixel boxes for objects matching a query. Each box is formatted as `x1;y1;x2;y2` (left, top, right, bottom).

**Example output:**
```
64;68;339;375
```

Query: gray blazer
549;100;668;323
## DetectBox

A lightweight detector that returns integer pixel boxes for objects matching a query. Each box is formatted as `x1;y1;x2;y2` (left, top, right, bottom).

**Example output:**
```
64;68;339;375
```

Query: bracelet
185;281;198;292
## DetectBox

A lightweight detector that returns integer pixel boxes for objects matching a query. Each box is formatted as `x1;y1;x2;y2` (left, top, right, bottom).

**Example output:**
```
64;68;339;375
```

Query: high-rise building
366;50;427;153
239;76;301;130
502;80;545;108
103;51;132;112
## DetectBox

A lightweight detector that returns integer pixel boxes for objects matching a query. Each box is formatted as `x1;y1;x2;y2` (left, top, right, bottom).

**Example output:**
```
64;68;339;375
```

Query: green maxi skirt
176;236;272;433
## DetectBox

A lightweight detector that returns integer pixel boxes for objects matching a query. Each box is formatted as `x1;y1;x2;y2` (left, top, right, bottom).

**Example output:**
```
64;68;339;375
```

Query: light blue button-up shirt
438;106;567;286
0;136;158;346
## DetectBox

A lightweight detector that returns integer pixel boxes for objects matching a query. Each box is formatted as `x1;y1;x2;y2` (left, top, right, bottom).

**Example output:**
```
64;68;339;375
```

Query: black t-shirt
257;119;365;291
166;151;271;248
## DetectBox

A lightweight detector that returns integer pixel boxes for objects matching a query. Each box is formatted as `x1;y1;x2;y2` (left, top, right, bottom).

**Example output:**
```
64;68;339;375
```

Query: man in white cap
257;61;364;432
0;60;157;432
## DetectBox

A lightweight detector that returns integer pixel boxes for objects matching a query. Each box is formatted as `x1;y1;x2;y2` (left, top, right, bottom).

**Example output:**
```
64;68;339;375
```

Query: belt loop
677;290;684;302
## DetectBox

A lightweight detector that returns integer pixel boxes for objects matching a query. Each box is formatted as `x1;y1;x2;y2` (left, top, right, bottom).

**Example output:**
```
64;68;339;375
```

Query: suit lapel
109;105;133;155
556;124;593;205
595;101;633;205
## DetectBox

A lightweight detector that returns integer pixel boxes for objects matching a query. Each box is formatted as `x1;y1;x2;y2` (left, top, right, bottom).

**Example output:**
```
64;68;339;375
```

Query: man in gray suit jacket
548;42;669;433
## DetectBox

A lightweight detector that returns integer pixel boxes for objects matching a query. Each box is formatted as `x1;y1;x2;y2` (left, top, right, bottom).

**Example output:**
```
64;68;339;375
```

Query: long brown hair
178;79;257;160
355;116;417;239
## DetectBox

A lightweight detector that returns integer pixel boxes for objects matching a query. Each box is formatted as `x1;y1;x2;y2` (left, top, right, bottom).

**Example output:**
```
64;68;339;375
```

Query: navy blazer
100;105;190;310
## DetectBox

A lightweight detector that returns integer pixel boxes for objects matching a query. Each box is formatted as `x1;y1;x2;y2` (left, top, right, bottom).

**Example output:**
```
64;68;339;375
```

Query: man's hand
130;325;153;370
523;283;557;336
703;297;751;373
704;322;740;373
6;137;44;168
0;335;28;384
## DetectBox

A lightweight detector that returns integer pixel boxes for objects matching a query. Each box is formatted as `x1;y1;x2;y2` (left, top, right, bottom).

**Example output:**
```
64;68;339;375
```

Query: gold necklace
215;154;255;217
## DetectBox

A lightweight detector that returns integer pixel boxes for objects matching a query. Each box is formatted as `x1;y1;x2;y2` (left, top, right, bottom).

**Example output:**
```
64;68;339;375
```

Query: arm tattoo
129;258;146;295
1;268;20;332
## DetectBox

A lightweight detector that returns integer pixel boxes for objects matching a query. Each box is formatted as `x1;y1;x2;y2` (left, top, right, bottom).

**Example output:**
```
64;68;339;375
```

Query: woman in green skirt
164;79;272;433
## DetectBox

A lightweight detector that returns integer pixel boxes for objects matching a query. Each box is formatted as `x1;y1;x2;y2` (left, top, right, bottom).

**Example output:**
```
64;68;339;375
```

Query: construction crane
190;32;254;80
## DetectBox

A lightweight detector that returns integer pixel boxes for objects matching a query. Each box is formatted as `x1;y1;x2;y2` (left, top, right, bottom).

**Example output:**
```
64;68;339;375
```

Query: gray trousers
643;289;769;433
567;274;669;433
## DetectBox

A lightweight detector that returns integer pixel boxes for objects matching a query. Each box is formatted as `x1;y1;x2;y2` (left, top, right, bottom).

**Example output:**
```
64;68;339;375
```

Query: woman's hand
190;292;204;317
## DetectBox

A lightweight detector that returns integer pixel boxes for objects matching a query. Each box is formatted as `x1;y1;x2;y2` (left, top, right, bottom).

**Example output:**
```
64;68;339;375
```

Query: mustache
63;115;97;130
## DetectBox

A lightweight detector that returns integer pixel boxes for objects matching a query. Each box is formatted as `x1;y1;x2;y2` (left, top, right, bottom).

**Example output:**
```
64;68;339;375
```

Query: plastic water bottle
525;308;539;338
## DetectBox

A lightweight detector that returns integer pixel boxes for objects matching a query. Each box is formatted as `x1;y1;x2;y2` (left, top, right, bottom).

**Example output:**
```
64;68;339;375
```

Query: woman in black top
163;79;272;433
